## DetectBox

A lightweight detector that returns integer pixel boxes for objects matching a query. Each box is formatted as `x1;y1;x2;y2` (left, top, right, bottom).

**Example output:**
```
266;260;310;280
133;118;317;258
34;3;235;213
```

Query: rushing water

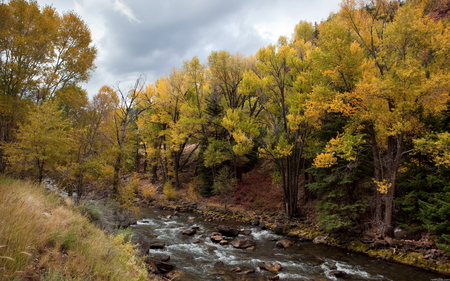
131;207;449;281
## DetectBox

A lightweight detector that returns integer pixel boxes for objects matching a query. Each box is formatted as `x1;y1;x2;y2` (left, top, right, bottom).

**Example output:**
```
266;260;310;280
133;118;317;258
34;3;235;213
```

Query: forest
1;0;450;257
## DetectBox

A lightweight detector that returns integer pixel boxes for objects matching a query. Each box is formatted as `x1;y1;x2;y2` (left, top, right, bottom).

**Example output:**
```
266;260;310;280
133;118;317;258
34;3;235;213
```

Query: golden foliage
374;179;392;194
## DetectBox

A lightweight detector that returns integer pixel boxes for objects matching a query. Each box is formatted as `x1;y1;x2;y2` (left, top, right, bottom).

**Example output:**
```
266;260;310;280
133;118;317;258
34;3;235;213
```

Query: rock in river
217;225;239;237
230;236;256;249
210;232;224;243
258;262;283;272
182;228;197;236
149;241;166;249
276;238;294;249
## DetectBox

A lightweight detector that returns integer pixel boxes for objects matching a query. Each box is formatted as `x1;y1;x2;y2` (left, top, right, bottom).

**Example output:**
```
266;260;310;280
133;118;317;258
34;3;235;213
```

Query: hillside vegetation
0;178;150;281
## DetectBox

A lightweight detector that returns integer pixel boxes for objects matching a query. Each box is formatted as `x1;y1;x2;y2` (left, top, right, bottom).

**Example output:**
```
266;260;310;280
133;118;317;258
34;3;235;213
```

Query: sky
34;0;341;97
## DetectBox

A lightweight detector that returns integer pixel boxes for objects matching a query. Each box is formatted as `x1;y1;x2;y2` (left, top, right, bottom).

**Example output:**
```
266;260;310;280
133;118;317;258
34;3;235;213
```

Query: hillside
0;178;151;281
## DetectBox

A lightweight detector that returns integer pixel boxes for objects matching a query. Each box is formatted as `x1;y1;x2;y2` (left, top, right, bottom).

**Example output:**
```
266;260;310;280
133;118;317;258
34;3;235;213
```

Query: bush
163;181;178;201
118;173;139;211
141;183;157;200
213;166;236;210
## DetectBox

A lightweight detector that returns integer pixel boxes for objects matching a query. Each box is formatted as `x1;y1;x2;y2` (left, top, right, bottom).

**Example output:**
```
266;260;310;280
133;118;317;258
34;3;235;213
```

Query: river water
131;207;449;280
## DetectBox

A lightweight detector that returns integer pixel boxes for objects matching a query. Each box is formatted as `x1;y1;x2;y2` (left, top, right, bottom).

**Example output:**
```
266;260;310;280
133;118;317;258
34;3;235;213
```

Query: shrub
163;181;178;201
118;173;140;211
141;183;157;201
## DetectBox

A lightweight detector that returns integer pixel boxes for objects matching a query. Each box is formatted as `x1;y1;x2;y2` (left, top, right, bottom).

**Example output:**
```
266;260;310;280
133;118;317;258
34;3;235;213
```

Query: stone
239;269;256;275
239;229;252;236
393;227;421;241
148;241;166;249
269;275;280;280
144;257;174;273
230;236;256;249
182;229;197;236
313;236;327;244
219;240;229;246
276;238;294;249
274;224;286;235
192;239;203;244
135;240;150;255
210;232;224;243
328;270;348;278
217;225;239;237
161;255;170;262
258;262;283;272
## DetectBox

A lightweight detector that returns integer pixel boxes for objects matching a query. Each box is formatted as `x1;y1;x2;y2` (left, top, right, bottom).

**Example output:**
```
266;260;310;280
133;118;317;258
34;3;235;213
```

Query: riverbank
141;197;450;276
0;178;151;281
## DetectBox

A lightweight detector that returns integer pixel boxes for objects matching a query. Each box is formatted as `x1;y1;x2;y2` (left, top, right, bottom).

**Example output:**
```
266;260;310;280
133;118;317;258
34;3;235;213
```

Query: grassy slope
0;178;150;281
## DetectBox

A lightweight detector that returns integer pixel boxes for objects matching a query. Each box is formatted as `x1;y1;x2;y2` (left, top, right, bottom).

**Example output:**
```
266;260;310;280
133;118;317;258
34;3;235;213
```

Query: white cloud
113;0;141;23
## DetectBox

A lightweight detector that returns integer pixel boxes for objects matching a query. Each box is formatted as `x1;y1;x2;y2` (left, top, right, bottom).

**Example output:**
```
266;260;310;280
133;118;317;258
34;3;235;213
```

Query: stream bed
131;207;449;280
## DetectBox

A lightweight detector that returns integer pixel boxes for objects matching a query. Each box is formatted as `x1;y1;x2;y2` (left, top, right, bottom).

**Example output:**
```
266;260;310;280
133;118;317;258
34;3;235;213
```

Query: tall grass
0;178;150;281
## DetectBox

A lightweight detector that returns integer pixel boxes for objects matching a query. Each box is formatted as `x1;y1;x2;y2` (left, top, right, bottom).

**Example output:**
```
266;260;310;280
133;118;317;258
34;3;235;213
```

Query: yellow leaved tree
313;0;450;237
4;101;73;183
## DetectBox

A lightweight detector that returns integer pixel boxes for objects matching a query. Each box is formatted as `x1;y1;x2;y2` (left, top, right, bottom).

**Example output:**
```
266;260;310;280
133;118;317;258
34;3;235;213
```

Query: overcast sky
34;0;341;97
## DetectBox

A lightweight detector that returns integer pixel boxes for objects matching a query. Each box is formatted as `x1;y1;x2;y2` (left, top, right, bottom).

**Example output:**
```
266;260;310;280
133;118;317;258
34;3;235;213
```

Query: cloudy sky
34;0;341;96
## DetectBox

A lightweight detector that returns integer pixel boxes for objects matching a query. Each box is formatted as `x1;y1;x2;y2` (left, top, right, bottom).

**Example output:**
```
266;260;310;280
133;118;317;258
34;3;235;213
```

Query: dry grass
0;178;151;281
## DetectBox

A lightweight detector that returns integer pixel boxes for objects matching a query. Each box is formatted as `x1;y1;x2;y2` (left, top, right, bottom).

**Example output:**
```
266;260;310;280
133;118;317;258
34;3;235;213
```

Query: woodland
1;0;450;258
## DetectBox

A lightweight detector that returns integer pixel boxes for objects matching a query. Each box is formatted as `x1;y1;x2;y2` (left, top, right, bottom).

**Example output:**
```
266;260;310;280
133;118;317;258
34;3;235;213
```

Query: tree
110;76;148;196
314;0;450;236
0;0;96;172
252;31;331;217
149;69;193;188
206;51;262;181
4;101;73;183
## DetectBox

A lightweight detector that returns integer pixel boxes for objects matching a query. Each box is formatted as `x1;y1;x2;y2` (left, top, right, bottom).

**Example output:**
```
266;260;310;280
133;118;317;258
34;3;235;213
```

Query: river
131;207;449;280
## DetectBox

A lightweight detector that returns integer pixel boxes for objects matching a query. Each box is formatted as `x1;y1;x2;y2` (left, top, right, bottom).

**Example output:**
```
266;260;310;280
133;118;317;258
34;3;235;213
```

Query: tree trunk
280;153;302;218
173;151;181;189
113;155;121;196
368;124;386;232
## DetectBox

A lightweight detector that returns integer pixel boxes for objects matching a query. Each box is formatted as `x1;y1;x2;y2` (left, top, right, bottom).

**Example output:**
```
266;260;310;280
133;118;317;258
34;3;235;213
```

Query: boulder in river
328;270;348;278
217;225;239;237
258;262;282;272
161;255;171;262
182;228;197;236
276;238;294;249
230;236;256;249
210;232;224;243
149;241;166;249
144;257;175;274
239;229;252;236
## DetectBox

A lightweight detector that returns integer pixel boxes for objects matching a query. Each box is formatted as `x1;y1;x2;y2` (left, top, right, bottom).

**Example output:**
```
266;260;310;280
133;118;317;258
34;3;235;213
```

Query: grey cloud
35;0;341;95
